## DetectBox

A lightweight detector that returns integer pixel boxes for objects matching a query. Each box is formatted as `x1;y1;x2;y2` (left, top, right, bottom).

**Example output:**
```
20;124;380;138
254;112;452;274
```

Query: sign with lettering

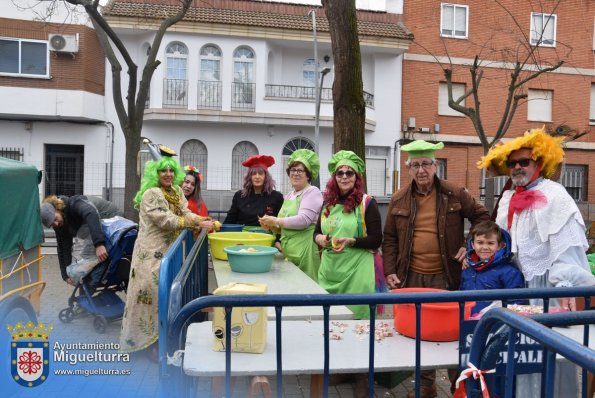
460;320;544;374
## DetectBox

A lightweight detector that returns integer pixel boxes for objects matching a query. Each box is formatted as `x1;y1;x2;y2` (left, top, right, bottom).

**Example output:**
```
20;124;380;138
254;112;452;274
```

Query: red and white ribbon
453;362;496;398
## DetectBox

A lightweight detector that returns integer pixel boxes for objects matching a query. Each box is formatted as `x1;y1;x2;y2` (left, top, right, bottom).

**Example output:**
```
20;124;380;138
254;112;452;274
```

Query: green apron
278;192;320;282
319;204;374;319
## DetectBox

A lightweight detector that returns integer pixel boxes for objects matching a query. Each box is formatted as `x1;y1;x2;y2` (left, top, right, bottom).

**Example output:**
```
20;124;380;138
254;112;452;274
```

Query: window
365;146;390;196
435;158;447;180
281;137;315;192
199;45;222;109
164;42;188;107
441;4;468;39
232;46;256;111
0;147;23;161
590;84;595;124
303;58;316;87
199;45;221;81
231;141;259;190
438;82;465;116
180;139;208;187
479;170;510;201
527;89;553;122
530;13;556;47
560;164;587;202
0;38;48;77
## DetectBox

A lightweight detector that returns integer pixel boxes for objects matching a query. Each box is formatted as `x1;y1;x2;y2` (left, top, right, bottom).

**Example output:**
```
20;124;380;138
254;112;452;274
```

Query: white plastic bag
66;224;99;284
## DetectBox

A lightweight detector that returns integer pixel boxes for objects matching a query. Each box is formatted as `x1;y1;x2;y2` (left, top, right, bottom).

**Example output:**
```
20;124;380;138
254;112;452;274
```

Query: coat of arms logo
8;321;53;387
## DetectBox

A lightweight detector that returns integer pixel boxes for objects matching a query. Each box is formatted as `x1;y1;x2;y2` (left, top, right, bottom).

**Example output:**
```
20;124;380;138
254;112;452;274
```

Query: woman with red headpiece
181;165;209;217
224;154;284;229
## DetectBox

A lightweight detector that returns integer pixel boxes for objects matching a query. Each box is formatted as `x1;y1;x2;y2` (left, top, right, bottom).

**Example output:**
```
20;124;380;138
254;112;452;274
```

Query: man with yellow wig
479;127;594;397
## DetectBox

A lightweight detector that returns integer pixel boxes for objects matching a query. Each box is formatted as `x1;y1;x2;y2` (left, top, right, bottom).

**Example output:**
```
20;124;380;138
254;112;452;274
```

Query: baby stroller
58;217;138;333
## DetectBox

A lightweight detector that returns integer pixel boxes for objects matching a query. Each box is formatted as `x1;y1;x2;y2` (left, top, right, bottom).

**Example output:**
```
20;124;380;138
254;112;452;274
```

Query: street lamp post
314;67;331;155
308;8;320;154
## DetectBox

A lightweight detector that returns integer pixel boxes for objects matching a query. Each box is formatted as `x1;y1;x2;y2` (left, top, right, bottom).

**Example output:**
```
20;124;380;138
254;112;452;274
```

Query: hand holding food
331;237;355;253
199;220;216;232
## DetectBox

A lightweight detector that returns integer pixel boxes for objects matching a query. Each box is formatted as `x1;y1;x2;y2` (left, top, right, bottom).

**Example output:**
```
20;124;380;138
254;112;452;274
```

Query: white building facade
1;0;411;212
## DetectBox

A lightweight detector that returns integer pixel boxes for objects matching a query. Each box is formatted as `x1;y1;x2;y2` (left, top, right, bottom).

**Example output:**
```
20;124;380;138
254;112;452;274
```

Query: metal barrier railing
468;308;595;398
158;229;207;388
165;284;595;398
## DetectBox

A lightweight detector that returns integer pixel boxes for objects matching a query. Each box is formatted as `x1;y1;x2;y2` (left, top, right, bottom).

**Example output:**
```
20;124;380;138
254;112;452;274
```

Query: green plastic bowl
208;232;275;260
223;245;278;273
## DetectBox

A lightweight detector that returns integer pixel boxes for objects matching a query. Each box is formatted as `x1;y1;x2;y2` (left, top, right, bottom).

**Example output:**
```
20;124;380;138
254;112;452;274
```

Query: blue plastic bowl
219;224;244;232
223;245;278;273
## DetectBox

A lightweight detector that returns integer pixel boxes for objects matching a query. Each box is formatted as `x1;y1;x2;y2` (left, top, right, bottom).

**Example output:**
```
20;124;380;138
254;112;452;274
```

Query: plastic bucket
208;232;275;260
223;245;278;273
392;287;474;342
219;224;244;232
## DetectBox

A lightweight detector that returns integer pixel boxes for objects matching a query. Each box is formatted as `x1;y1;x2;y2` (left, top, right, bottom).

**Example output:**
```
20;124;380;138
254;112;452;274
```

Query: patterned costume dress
119;185;200;353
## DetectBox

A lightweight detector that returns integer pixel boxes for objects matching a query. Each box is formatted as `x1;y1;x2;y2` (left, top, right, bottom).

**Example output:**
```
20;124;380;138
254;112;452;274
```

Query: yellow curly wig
477;127;565;179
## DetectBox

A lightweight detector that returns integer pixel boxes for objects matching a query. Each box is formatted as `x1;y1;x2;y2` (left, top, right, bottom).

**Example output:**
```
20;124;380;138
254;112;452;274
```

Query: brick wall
0;18;105;95
400;0;595;206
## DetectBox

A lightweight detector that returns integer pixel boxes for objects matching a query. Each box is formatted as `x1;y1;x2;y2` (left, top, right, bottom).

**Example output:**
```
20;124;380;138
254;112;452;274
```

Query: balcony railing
265;84;374;108
363;91;374;108
231;82;255;111
163;78;188;108
265;84;332;101
197;80;222;110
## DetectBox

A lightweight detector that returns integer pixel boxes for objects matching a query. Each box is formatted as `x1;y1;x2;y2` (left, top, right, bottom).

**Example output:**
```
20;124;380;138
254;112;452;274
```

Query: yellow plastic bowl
208;232;275;260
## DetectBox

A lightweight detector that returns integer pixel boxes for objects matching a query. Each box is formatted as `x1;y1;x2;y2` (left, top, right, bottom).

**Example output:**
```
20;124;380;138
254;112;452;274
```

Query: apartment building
101;0;412;209
0;3;108;199
401;0;595;216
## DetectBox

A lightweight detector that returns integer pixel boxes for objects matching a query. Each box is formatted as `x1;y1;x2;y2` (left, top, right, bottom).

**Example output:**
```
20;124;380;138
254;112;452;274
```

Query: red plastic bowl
392;287;474;342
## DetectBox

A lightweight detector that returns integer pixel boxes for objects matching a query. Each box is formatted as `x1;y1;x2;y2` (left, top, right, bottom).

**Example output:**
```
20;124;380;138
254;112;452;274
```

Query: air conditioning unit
48;34;79;53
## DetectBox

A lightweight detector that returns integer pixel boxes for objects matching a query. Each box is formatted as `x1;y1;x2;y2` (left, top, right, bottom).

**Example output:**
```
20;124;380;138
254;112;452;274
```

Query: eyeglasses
336;170;356;178
289;168;306;175
158;168;174;173
505;158;532;169
409;161;434;171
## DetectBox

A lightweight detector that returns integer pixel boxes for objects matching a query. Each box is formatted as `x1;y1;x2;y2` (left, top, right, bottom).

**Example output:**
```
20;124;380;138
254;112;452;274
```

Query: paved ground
10;245;454;398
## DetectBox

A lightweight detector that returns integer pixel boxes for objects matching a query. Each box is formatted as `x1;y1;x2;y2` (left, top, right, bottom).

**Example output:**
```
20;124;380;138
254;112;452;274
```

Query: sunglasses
336;170;356;178
505;158;532;169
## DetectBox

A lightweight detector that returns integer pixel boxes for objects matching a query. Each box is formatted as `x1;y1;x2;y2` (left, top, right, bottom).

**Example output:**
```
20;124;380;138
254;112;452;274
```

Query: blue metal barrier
158;229;209;398
467;308;595;398
165;287;595;398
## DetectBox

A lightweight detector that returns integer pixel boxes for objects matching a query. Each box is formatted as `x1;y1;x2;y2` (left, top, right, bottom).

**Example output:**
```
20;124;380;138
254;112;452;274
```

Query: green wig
134;156;185;208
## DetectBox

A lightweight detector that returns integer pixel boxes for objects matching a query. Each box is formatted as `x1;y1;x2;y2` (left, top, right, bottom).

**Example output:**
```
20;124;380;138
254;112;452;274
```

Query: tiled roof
102;0;413;41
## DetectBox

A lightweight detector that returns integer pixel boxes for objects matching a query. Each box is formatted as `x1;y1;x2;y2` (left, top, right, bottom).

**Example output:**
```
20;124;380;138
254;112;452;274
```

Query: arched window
164;42;188;107
303;58;316;87
180;139;208;187
281;137;315;192
232;46;255;110
198;44;222;109
231;141;259;190
199;44;221;80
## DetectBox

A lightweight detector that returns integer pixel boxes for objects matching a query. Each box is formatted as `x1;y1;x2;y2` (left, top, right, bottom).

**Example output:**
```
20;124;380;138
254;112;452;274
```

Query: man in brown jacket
383;140;489;398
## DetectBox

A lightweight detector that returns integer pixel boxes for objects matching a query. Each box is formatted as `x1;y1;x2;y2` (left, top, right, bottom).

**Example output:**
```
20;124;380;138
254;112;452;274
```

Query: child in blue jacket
461;220;526;315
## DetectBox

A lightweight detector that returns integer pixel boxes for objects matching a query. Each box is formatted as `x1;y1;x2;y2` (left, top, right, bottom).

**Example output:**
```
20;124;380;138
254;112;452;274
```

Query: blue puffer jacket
461;229;527;315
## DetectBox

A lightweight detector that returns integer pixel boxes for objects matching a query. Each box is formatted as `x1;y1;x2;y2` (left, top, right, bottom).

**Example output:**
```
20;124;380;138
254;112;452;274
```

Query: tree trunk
322;0;366;163
123;129;141;221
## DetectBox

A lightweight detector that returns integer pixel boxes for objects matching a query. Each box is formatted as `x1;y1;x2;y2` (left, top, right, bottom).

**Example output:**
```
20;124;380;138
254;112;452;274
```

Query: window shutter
527;89;553;122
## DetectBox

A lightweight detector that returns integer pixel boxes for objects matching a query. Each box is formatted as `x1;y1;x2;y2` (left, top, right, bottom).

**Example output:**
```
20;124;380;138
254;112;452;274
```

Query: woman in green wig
313;150;382;319
120;147;212;357
259;149;323;281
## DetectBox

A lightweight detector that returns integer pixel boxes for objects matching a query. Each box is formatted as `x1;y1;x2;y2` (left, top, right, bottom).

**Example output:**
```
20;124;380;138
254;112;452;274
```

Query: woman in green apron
259;149;322;281
313;151;382;319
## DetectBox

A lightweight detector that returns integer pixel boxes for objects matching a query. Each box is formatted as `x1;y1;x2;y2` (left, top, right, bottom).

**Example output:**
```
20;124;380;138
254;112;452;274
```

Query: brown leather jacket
382;177;489;290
